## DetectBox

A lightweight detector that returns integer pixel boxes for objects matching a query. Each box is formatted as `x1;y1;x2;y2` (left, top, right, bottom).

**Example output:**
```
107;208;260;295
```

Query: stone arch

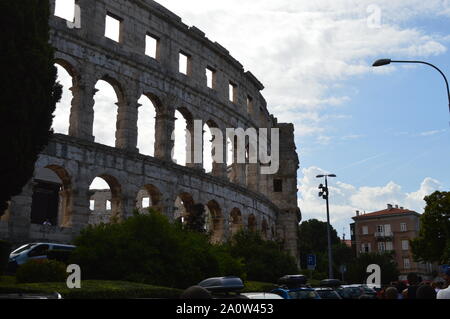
88;174;123;224
30;165;72;227
174;192;195;225
205;199;224;243
229;208;243;238
136;184;163;213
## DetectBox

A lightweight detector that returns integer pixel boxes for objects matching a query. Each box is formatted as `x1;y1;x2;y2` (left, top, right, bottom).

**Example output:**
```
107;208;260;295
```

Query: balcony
375;231;393;240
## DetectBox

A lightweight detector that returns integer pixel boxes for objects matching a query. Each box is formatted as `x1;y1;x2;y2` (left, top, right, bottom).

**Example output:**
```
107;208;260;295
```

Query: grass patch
0;278;182;299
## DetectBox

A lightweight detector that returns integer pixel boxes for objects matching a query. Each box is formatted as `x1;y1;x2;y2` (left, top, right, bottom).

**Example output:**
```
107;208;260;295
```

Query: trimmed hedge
0;280;183;299
16;259;67;284
0;241;11;275
47;249;73;264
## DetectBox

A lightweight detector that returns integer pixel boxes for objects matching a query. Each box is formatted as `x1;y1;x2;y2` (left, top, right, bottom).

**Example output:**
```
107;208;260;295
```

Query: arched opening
30;166;72;227
137;95;157;156
204;200;224;243
88;175;123;225
229;208;243;238
173;109;191;166
93;78;122;147
53;62;75;135
174;192;195;226
248;214;257;232
136;184;162;213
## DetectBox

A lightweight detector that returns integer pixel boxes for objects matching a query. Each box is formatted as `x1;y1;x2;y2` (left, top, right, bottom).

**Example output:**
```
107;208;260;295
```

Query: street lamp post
317;173;337;279
372;59;450;115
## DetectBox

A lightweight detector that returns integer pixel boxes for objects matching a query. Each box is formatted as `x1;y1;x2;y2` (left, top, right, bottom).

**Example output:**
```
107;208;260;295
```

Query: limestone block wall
1;0;301;261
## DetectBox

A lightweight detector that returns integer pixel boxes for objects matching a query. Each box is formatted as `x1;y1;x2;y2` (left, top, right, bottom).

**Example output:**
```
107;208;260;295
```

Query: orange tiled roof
353;207;418;219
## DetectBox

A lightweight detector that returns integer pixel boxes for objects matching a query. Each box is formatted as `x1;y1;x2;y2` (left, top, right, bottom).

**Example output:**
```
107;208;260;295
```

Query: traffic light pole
325;176;334;279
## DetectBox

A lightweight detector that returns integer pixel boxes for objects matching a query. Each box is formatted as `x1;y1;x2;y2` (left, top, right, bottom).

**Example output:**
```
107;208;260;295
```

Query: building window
377;225;384;233
145;34;160;60
54;0;76;22
274;179;283;193
89;200;95;211
106;200;112;211
402;240;409;251
179;51;191;75
206;67;216;89
386;241;393;251
362;226;368;235
229;82;237;103
105;13;122;42
401;223;407;232
362;243;371;253
378;242;386;252
404;258;411;269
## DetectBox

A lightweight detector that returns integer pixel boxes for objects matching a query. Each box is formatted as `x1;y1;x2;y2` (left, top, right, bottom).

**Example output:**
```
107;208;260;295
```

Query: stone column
69;184;91;234
246;163;260;192
211;129;227;179
154;110;175;162
68;72;96;141
186;120;203;170
116;88;139;152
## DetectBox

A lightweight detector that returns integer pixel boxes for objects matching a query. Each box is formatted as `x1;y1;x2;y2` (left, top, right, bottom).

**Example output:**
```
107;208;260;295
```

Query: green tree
298;219;342;272
70;211;244;289
0;0;62;216
346;252;400;285
411;191;450;264
227;230;299;283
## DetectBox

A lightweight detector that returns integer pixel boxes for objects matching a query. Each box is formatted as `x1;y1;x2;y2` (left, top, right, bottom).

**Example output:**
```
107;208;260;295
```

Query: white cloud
299;166;443;236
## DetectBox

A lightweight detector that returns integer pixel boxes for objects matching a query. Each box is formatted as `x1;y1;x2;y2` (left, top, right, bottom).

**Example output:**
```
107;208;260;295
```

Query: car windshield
11;244;35;255
288;290;319;299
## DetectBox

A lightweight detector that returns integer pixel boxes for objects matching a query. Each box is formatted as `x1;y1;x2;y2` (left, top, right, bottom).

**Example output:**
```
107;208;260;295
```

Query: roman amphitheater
0;0;301;261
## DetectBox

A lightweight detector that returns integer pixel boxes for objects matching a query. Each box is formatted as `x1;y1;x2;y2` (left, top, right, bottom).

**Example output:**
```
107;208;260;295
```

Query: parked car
197;276;249;299
271;287;321;299
241;292;284;299
270;274;321;299
314;287;342;299
8;242;76;272
336;285;365;299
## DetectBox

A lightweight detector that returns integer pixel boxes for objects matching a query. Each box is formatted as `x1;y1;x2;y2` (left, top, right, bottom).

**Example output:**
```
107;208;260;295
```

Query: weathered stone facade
0;0;301;262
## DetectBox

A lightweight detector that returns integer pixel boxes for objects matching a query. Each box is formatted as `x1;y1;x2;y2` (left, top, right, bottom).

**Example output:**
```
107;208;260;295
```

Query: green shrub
70;210;245;289
47;249;73;264
16;259;67;283
227;230;300;283
0;240;12;275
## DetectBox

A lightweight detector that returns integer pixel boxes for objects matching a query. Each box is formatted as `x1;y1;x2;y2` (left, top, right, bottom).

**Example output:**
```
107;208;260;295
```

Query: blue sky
54;0;450;238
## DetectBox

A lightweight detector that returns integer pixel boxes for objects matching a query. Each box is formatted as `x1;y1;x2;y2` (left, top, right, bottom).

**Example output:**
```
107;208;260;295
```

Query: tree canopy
411;191;450;264
0;0;61;215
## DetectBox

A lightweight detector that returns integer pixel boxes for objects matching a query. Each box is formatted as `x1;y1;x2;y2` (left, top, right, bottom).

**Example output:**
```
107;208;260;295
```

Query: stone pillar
211;129;227;179
186;120;203;170
116;88;139;152
69;184;91;234
246;163;260;192
154;110;175;162
68;72;96;141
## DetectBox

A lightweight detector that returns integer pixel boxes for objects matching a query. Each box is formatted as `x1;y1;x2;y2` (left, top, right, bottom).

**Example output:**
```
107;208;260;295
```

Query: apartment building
350;204;436;280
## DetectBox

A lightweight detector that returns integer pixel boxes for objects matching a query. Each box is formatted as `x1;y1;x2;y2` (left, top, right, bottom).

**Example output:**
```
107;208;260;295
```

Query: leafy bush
70;211;245;289
16;259;67;284
0;240;11;275
227;230;300;283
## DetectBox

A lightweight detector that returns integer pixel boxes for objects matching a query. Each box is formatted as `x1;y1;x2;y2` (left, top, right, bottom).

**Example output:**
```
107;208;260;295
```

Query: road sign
307;254;316;270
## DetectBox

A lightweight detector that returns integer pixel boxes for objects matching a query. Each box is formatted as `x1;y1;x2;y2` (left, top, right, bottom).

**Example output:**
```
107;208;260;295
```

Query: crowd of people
380;268;450;299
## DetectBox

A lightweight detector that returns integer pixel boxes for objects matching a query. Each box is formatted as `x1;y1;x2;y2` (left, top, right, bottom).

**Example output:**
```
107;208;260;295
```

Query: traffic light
318;183;328;200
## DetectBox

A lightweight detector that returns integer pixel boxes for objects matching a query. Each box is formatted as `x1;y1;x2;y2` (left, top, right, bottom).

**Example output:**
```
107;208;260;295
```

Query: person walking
402;273;420;299
437;268;450;299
